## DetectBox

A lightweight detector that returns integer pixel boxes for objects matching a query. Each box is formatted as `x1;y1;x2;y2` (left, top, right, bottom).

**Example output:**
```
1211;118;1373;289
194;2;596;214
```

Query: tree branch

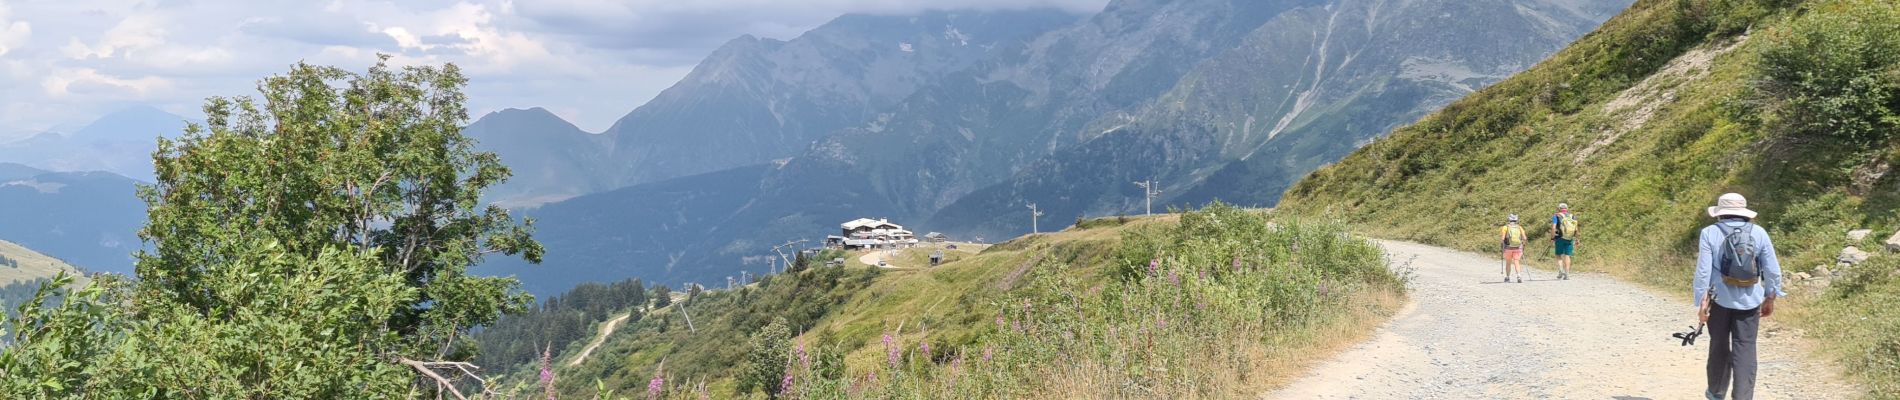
398;357;489;400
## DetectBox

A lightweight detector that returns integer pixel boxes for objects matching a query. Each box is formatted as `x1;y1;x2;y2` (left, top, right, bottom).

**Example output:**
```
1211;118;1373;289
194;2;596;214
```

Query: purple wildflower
795;343;810;370
1149;258;1159;275
1231;256;1241;271
780;373;795;396
919;341;932;362
949;352;965;387
647;364;665;400
1168;269;1179;285
539;345;556;400
983;345;995;363
884;333;899;368
996;313;1006;329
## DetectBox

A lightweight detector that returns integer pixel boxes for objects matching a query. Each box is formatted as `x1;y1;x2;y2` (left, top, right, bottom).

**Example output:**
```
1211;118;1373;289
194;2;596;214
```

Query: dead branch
400;357;491;400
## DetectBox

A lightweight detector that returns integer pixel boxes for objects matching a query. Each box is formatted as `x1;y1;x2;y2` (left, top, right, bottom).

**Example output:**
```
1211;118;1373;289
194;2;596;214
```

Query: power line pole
772;239;809;274
1027;203;1045;233
1134;179;1161;216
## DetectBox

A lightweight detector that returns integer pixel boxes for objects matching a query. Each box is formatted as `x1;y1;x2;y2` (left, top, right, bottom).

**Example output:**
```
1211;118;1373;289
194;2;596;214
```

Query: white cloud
0;0;1108;141
0;3;30;57
60;12;166;59
41;68;171;98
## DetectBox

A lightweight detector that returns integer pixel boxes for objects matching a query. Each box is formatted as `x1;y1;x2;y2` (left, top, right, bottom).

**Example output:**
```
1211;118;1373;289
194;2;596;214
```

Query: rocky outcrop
1886;230;1900;252
1848;229;1873;241
1839;246;1872;265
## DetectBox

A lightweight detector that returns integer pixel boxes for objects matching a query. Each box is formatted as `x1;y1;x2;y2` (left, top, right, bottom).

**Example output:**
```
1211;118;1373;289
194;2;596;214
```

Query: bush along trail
1271;241;1857;399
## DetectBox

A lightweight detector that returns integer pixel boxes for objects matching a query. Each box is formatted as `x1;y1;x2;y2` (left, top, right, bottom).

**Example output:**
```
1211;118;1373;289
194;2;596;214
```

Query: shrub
1750;0;1900;146
740;317;793;397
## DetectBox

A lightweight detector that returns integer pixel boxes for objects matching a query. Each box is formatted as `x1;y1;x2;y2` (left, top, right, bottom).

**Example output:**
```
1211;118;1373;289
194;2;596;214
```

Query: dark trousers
1707;305;1760;400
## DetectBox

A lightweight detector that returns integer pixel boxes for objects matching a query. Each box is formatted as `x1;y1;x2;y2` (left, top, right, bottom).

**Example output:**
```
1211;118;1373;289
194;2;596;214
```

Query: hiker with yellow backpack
1500;214;1527;283
1553;203;1579;280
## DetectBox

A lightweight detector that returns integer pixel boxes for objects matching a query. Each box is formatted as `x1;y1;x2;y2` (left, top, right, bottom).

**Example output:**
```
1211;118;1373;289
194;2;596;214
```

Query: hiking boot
1504;276;1511;283
1516;277;1523;283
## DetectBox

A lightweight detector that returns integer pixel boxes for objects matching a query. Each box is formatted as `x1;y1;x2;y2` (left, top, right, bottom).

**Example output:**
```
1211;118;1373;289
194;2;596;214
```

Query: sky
0;0;1106;141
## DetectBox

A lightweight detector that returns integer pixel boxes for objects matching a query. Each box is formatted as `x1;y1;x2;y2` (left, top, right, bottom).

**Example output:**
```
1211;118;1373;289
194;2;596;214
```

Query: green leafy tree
652;285;673;309
739;317;793;397
0;58;541;398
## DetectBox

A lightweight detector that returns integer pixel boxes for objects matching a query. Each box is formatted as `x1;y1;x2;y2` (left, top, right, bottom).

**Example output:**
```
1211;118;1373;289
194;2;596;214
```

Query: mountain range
0;163;146;275
1;1;1636;296
0;106;191;182
473;0;1634;296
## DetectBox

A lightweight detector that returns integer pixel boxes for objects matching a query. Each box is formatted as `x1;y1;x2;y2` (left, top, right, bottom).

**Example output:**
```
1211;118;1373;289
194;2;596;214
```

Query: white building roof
841;218;904;230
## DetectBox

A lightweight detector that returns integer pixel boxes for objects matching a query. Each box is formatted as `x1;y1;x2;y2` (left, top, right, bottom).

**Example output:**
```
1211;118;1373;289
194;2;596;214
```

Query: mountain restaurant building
832;218;918;250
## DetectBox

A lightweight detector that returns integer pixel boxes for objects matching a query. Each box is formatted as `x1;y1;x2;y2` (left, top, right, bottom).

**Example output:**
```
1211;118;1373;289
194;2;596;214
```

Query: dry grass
0;239;87;287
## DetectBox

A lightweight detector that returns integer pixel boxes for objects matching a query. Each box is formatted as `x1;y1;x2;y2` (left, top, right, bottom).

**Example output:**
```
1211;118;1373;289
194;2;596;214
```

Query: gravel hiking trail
568;313;630;367
1269;240;1858;399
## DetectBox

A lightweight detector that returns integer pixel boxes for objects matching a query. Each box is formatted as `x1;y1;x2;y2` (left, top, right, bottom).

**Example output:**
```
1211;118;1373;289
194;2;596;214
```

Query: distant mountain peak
73;105;190;142
475;107;590;132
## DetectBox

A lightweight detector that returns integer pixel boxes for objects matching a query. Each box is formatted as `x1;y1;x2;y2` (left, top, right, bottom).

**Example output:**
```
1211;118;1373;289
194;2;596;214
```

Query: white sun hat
1706;193;1758;219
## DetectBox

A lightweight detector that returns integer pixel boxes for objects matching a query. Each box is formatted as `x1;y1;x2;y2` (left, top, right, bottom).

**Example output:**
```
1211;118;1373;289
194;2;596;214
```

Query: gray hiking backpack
1716;221;1762;287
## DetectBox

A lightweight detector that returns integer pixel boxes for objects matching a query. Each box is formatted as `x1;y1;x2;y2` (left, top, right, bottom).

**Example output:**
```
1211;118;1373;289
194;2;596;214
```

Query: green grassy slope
0;239;86;287
1280;0;1900;394
523;206;1405;398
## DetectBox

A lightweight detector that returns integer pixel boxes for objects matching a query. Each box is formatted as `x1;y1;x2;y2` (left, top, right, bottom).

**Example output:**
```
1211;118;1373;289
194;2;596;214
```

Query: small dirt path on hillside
857;249;919;270
569;313;631;367
1270;240;1857;399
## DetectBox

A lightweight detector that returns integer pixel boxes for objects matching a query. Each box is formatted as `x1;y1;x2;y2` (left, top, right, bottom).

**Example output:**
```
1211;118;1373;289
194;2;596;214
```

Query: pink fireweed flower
949;352;965;387
919;341;932;362
647;365;665;400
539;345;556;400
884;333;899;368
1231;256;1241;271
1149;258;1159;275
795;343;810;370
780;373;794;396
983;345;994;363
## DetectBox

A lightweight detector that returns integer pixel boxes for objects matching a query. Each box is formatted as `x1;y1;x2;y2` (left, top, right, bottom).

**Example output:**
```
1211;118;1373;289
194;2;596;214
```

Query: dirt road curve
569;313;630;367
1270;240;1857;399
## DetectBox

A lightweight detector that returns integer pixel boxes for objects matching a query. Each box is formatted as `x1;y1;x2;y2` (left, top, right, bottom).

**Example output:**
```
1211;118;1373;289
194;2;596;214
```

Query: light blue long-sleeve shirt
1694;218;1785;310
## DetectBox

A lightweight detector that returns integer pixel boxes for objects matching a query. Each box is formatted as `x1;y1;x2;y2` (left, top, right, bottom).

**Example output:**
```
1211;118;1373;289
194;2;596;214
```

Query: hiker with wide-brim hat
1499;214;1527;283
1693;193;1785;400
